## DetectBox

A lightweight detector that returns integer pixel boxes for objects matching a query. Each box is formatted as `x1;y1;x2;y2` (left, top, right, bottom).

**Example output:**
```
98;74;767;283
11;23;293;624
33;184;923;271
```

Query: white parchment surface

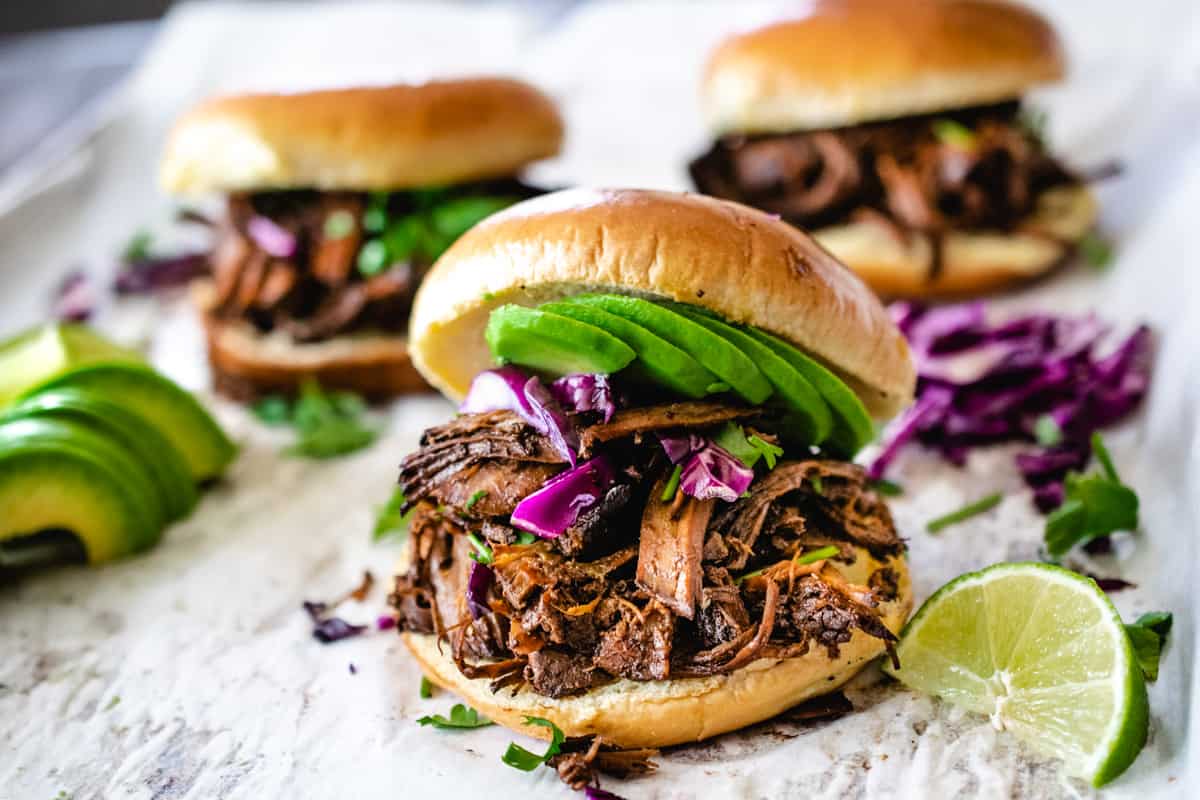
0;3;1198;798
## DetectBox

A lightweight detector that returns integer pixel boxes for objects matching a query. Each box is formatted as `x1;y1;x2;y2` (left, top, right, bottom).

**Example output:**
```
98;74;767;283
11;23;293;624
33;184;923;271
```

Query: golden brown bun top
703;0;1065;134
409;188;915;419
161;78;564;194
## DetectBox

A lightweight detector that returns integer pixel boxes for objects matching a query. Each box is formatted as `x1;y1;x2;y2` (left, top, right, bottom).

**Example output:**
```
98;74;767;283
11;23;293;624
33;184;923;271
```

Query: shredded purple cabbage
510;456;615;538
247;215;297;257
550;373;617;422
312;617;367;644
584;788;626;800
113;253;210;294
376;615;397;631
466;561;494;619
460;367;579;464
873;303;1153;511
53;271;96;322
658;433;755;503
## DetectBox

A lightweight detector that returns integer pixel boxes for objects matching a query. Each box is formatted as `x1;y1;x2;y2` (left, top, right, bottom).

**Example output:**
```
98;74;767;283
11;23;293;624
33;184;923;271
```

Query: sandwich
160;78;564;400
689;0;1097;298
389;188;916;748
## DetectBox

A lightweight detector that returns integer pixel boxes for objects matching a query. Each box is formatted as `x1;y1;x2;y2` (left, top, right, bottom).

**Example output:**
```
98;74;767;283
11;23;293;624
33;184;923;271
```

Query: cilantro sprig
501;716;565;771
1124;611;1172;682
252;379;378;459
417;703;493;730
373;487;414;541
1044;434;1138;556
926;492;1004;533
713;423;784;469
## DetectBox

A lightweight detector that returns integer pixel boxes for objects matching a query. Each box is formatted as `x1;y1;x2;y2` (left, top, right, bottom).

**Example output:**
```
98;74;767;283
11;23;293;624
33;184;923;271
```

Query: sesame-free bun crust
402;550;911;749
193;281;428;401
161;78;564;194
816;184;1098;297
703;0;1066;134
409;189;915;420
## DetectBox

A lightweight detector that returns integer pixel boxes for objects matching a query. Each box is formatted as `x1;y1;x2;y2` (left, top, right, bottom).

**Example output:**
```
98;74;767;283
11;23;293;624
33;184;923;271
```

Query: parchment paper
0;3;1197;798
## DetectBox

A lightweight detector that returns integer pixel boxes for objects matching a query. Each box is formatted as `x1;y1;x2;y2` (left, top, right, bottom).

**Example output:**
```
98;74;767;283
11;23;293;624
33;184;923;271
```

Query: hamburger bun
815;183;1098;297
192;280;426;401
402;547;912;748
409;188;915;419
161;78;564;194
702;0;1066;135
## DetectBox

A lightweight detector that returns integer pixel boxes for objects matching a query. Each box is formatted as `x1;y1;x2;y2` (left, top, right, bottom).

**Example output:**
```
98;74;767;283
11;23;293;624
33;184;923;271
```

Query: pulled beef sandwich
689;0;1098;298
160;79;563;401
389;188;917;749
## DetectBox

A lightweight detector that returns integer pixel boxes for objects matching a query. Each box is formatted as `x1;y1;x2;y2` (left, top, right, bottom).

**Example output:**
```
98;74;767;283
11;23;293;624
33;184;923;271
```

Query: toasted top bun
409;188;915;420
403;547;911;749
703;0;1065;134
161;78;564;194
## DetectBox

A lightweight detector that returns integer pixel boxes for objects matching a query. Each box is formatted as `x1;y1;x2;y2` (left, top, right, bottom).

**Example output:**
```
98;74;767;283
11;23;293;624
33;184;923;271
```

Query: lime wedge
886;562;1148;786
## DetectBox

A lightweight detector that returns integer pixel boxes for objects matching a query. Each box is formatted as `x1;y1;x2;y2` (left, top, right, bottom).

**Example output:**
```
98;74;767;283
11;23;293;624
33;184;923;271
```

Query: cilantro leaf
464;490;488;511
122;229;154;263
501;716;565;771
259;380;377;460
1135;611;1173;636
747;434;784;469
467;532;493;565
1078;231;1114;269
794;545;839;565
869;478;904;497
252;395;292;426
1034;414;1063;447
1044;471;1138;556
419;676;434;699
417;703;493;729
926;492;1003;533
713;423;762;467
660;465;682;502
373;487;413;541
931;119;976;148
515;532;537;545
1124;612;1171;682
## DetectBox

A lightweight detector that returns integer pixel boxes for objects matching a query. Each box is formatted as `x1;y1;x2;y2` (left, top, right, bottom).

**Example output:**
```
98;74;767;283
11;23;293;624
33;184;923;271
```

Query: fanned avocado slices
539;301;717;399
564;295;772;404
486;305;637;376
669;304;833;444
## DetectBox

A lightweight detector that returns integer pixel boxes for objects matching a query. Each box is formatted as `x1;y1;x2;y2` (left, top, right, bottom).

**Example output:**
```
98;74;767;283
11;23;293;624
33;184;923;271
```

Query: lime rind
887;562;1148;786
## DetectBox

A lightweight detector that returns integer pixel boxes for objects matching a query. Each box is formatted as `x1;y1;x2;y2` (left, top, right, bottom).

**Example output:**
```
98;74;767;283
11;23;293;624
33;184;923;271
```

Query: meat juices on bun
160;79;563;400
690;0;1098;298
389;188;915;748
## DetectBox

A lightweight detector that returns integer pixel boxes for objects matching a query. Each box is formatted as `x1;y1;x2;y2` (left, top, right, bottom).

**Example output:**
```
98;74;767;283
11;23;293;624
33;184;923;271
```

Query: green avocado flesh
486;305;637;376
8;389;198;521
26;364;236;482
0;323;142;408
669;305;834;444
0;417;163;560
741;327;875;455
565;295;773;405
539;301;716;399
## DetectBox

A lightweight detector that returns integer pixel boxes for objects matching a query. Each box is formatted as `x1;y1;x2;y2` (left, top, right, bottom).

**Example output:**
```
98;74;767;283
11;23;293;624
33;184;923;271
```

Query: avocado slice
669;305;833;444
538;301;716;398
0;417;164;560
741;327;875;455
0;324;142;408
8;388;198;520
565;295;773;404
486;305;637;376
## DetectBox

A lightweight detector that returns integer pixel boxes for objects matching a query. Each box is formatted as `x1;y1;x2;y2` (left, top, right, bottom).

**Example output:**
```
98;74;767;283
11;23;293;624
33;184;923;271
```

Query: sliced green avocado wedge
669;305;833;444
741;327;875;455
539;301;717;398
565;295;773;404
8;388;197;520
0;417;163;560
486;305;637;377
0;323;142;408
24;364;236;482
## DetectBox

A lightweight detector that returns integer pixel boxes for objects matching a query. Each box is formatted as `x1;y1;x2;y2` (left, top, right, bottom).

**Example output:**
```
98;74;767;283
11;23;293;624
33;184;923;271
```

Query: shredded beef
524;648;596;698
635;472;714;618
579;401;762;456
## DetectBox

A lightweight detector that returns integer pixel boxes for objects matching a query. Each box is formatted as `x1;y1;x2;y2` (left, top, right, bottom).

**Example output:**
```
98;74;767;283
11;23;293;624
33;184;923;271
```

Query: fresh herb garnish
869;478;904;497
1034;414;1063;447
467;532;494;565
419;676;434;699
794;545;840;565
260;379;377;459
713;424;783;469
356;239;390;276
735;567;764;585
417;703;494;730
104;695;121;711
252;395;292;426
1078;231;1114;269
1017;107;1049;148
810;475;824;495
373;487;414;541
931;119;976;148
1044;435;1138;556
363;193;389;233
501;716;565;771
1124;611;1172;682
122;229;154;263
747;434;784;468
926;492;1003;533
323;209;356;240
515;531;538;545
660;465;682;502
464;490;488;511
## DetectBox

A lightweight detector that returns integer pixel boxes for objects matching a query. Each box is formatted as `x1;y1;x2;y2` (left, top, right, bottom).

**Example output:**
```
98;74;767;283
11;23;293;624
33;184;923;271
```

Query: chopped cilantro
1044;438;1138;556
1017;107;1049;148
417;703;493;729
252;395;292;426
931;119;976;148
501;716;565;771
794;545;839;565
122;229;154;263
356;239;389;276
1034;414;1063;447
660;465;683;502
467;532;493;565
323;209;356;240
747;434;784;469
810;475;824;495
373;487;414;541
869;478;904;497
1091;432;1120;482
714;424;783;469
419;676;434;699
1124;611;1172;681
258;380;377;459
104;695;120;711
734;567;764;585
1078;231;1114;269
927;492;1003;533
515;532;537;545
465;490;488;511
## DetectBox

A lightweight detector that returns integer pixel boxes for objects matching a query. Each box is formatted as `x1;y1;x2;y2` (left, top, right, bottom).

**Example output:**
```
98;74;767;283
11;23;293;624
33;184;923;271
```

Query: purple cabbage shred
658;433;755;503
312;617;367;644
510;456;615;538
113;253;210;294
53;271;96;322
246;215;297;257
460;367;580;464
551;373;617;422
466;561;494;619
873;303;1152;512
584;788;626;800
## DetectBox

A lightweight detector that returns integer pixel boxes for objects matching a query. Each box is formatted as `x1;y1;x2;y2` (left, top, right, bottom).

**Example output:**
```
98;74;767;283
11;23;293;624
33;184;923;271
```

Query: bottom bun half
815;184;1097;298
402;553;912;749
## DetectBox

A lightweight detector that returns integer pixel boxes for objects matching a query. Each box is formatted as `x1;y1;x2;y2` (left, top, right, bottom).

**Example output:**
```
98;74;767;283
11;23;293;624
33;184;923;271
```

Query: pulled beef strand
578;401;761;456
635;471;715;619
